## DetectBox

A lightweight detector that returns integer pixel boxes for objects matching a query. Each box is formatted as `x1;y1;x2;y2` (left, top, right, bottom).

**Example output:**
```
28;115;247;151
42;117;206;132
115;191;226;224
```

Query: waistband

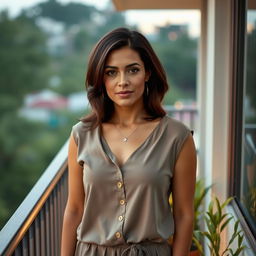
121;242;159;256
77;240;171;256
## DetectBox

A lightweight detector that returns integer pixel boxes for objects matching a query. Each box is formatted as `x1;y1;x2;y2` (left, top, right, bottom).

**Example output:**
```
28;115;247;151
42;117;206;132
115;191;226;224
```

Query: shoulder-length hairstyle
81;27;169;129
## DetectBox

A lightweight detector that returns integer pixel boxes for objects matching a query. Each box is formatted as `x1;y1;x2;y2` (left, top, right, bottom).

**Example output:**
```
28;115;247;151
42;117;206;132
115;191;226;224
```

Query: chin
113;99;137;107
116;102;135;108
111;95;144;108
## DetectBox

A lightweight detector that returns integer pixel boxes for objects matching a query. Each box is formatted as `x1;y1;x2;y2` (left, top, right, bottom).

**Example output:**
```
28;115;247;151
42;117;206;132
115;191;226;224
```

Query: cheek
104;80;115;98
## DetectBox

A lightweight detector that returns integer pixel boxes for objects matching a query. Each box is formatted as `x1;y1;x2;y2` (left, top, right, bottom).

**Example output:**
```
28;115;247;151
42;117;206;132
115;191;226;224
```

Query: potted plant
191;180;212;255
193;196;247;256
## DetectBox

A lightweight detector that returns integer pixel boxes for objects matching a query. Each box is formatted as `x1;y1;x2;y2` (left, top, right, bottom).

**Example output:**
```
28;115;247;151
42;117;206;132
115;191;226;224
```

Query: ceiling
112;0;201;11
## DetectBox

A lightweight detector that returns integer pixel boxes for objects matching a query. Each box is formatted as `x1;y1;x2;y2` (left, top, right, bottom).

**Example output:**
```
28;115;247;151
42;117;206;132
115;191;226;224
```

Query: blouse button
118;215;124;221
120;199;125;205
115;232;121;238
117;181;123;188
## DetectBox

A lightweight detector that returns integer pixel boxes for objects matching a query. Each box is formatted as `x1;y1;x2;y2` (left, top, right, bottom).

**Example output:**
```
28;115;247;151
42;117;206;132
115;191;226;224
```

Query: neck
111;104;147;126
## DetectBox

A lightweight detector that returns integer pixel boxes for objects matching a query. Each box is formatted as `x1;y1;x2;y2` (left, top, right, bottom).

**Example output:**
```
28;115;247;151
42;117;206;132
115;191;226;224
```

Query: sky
0;0;200;37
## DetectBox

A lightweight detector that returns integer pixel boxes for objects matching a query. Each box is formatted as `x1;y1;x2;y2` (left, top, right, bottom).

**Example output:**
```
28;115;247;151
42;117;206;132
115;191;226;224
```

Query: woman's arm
61;134;85;256
171;134;197;256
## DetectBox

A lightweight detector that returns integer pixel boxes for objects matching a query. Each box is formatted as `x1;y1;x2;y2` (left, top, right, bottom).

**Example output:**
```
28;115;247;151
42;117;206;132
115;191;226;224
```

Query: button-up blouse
72;115;191;256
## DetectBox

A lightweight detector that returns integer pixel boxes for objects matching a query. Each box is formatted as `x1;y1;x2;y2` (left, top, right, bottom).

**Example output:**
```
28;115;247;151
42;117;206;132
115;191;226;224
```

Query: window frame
229;0;256;251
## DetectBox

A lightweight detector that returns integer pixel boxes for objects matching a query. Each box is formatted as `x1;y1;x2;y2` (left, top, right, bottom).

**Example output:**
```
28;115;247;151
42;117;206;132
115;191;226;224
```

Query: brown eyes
104;67;140;77
105;70;117;76
129;67;140;74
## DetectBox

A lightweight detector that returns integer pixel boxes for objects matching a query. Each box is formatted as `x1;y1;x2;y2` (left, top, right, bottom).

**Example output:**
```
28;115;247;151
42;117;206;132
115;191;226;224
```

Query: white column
199;0;232;204
199;0;232;254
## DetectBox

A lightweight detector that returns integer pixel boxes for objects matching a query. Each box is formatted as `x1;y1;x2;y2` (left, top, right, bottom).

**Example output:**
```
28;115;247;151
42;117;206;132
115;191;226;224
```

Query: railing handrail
0;140;69;255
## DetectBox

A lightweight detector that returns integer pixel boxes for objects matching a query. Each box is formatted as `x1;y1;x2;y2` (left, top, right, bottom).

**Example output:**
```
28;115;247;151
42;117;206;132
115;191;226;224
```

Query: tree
152;29;198;100
24;0;97;27
0;11;49;114
0;11;51;228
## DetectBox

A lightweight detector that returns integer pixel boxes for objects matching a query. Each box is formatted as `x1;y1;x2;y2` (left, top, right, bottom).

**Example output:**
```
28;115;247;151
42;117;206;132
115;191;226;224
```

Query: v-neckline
99;115;166;168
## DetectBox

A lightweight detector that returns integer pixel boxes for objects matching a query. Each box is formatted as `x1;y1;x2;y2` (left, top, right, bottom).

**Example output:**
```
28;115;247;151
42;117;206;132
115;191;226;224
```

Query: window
230;0;256;250
240;3;256;236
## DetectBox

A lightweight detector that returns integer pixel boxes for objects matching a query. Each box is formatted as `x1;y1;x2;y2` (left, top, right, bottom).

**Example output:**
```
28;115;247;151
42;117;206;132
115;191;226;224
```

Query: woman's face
103;46;149;109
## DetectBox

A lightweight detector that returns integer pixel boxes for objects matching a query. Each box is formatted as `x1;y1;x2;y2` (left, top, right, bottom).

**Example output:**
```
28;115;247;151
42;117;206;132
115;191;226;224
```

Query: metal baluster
29;224;35;255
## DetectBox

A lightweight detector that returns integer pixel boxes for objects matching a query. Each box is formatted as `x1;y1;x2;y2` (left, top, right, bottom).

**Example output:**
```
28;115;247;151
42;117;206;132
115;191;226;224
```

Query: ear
145;70;151;82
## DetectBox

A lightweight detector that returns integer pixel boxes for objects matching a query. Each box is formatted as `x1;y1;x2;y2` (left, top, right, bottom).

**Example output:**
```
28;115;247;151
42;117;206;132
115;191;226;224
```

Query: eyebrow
104;62;141;69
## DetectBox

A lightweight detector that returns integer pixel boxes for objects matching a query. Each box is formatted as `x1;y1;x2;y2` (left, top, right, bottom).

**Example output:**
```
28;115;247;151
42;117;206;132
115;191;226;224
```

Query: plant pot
189;249;200;256
190;243;200;256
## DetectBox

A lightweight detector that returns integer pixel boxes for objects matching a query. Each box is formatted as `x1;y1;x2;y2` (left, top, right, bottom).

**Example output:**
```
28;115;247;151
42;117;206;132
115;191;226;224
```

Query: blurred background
0;0;200;229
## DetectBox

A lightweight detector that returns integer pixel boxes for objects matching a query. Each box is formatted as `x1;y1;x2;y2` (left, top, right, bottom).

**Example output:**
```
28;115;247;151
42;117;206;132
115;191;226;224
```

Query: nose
118;72;129;87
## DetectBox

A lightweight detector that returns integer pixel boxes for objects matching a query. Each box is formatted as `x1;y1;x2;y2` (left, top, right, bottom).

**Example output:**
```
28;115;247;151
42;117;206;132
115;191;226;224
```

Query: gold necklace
114;123;139;142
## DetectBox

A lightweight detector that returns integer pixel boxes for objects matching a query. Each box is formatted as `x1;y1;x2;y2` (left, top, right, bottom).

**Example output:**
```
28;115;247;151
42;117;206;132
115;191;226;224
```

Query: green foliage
0;112;80;229
51;53;88;95
193;197;247;256
94;10;127;38
0;11;49;113
74;28;91;52
193;180;212;231
25;0;97;26
152;33;197;98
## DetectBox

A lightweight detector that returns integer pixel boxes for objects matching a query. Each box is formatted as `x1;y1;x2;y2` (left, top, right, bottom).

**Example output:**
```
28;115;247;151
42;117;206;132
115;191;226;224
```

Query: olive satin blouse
71;115;191;256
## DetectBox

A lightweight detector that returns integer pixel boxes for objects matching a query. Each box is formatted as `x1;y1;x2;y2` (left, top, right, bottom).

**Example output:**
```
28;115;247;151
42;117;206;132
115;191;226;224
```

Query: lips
116;90;133;95
115;90;134;98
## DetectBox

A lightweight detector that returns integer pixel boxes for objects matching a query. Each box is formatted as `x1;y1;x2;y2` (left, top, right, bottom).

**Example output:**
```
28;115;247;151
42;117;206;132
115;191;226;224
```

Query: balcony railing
165;105;198;132
0;141;69;256
0;106;198;256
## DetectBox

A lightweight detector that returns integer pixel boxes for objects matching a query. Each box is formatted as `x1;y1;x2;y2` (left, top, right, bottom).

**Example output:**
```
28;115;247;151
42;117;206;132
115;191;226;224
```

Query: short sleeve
70;121;87;167
71;124;79;146
175;127;192;162
166;118;192;172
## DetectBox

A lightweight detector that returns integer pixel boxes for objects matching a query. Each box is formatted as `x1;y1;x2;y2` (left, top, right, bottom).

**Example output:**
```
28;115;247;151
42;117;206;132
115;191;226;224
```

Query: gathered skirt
74;240;172;256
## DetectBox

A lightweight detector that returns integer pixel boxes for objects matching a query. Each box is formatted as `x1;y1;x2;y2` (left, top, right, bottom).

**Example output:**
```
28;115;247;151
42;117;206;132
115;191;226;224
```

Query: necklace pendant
123;137;128;142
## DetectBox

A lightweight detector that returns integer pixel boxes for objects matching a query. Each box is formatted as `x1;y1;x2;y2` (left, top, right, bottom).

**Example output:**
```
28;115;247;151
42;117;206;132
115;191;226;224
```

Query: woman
61;27;197;256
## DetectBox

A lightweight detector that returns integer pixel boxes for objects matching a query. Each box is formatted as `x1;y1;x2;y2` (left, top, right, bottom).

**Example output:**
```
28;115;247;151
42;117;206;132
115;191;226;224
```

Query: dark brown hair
81;27;169;129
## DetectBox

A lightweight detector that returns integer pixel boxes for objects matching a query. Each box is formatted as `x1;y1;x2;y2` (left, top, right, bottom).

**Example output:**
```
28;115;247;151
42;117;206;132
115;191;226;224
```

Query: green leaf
233;246;247;256
228;232;238;246
215;196;222;222
219;212;230;223
209;200;214;215
206;212;217;231
228;248;234;255
238;234;244;246
204;232;215;244
220;216;233;232
194;182;212;211
192;236;204;255
221;197;234;209
234;220;239;234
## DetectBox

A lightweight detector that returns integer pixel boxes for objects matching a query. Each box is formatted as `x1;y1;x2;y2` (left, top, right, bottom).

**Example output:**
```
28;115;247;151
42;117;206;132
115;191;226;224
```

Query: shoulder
164;115;192;137
72;121;96;146
164;116;194;164
72;121;87;132
72;121;87;137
